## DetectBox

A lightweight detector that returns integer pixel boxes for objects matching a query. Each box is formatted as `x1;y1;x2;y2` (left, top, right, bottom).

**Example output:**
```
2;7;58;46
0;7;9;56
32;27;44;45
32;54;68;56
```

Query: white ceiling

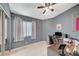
9;3;77;20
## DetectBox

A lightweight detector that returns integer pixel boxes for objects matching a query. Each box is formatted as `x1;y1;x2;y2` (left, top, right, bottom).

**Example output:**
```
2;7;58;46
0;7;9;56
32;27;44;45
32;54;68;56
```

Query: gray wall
42;20;55;41
42;4;79;40
1;3;79;44
0;3;11;18
36;20;43;41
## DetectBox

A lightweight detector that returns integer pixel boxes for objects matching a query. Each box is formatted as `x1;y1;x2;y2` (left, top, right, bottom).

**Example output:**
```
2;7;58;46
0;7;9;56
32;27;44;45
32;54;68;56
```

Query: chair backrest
65;34;69;38
48;35;54;44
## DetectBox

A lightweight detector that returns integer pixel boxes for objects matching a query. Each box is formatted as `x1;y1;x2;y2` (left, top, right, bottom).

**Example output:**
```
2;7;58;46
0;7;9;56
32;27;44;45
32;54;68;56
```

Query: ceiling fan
37;3;56;14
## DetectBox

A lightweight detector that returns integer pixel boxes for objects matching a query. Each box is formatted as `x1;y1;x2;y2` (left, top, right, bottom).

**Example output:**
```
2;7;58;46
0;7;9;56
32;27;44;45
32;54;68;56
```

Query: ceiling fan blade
37;6;45;8
50;9;54;12
45;3;48;6
43;10;46;14
45;3;50;7
51;3;56;5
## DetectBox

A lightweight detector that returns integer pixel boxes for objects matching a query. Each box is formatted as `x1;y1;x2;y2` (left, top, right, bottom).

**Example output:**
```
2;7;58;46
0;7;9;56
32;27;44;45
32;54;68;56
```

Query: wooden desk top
48;43;60;53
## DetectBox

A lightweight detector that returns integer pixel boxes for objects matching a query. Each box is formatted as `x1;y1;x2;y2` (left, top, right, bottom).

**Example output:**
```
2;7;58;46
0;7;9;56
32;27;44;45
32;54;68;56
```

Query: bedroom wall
10;13;43;49
42;4;79;41
0;3;11;18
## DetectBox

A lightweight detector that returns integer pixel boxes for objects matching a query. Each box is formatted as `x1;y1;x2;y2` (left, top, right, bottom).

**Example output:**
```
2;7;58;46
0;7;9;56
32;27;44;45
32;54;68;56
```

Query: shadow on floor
11;39;42;49
47;47;59;56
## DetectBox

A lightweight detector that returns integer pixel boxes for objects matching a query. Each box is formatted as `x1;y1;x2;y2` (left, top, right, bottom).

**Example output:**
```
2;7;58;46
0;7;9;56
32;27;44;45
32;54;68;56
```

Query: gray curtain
13;16;23;42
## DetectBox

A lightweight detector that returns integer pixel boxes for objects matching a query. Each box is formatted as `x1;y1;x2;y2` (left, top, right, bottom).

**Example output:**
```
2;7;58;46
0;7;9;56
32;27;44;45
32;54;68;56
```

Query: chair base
59;53;65;56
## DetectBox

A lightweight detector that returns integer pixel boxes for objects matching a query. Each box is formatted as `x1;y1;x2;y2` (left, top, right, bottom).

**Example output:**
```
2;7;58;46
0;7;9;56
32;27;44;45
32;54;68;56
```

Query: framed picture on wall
56;24;62;31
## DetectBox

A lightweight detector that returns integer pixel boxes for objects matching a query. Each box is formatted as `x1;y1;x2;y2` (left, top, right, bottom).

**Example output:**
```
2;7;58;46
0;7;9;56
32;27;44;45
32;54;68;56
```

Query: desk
48;43;60;53
48;43;67;56
48;38;69;56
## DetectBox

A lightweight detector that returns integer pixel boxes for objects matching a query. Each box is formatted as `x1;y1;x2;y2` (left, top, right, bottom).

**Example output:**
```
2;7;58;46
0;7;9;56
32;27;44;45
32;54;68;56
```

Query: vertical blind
13;15;36;42
23;21;36;39
26;22;32;36
13;16;23;42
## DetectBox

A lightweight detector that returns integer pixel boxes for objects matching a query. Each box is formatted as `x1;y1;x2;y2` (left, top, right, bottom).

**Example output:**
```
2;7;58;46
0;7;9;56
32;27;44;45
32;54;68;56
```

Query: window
23;21;32;37
23;21;27;37
26;22;32;36
23;21;36;39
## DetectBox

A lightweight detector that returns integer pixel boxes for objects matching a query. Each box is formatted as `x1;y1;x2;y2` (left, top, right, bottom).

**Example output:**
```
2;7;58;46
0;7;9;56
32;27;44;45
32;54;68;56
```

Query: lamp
49;6;52;9
45;7;48;10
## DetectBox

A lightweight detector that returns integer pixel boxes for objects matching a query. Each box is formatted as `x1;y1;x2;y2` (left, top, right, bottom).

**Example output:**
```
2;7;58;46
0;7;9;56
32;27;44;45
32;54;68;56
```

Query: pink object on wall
76;17;79;31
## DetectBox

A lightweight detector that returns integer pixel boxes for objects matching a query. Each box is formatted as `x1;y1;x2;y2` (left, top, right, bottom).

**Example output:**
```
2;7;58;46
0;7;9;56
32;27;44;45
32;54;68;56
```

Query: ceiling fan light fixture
49;6;52;9
45;7;48;10
37;3;56;14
